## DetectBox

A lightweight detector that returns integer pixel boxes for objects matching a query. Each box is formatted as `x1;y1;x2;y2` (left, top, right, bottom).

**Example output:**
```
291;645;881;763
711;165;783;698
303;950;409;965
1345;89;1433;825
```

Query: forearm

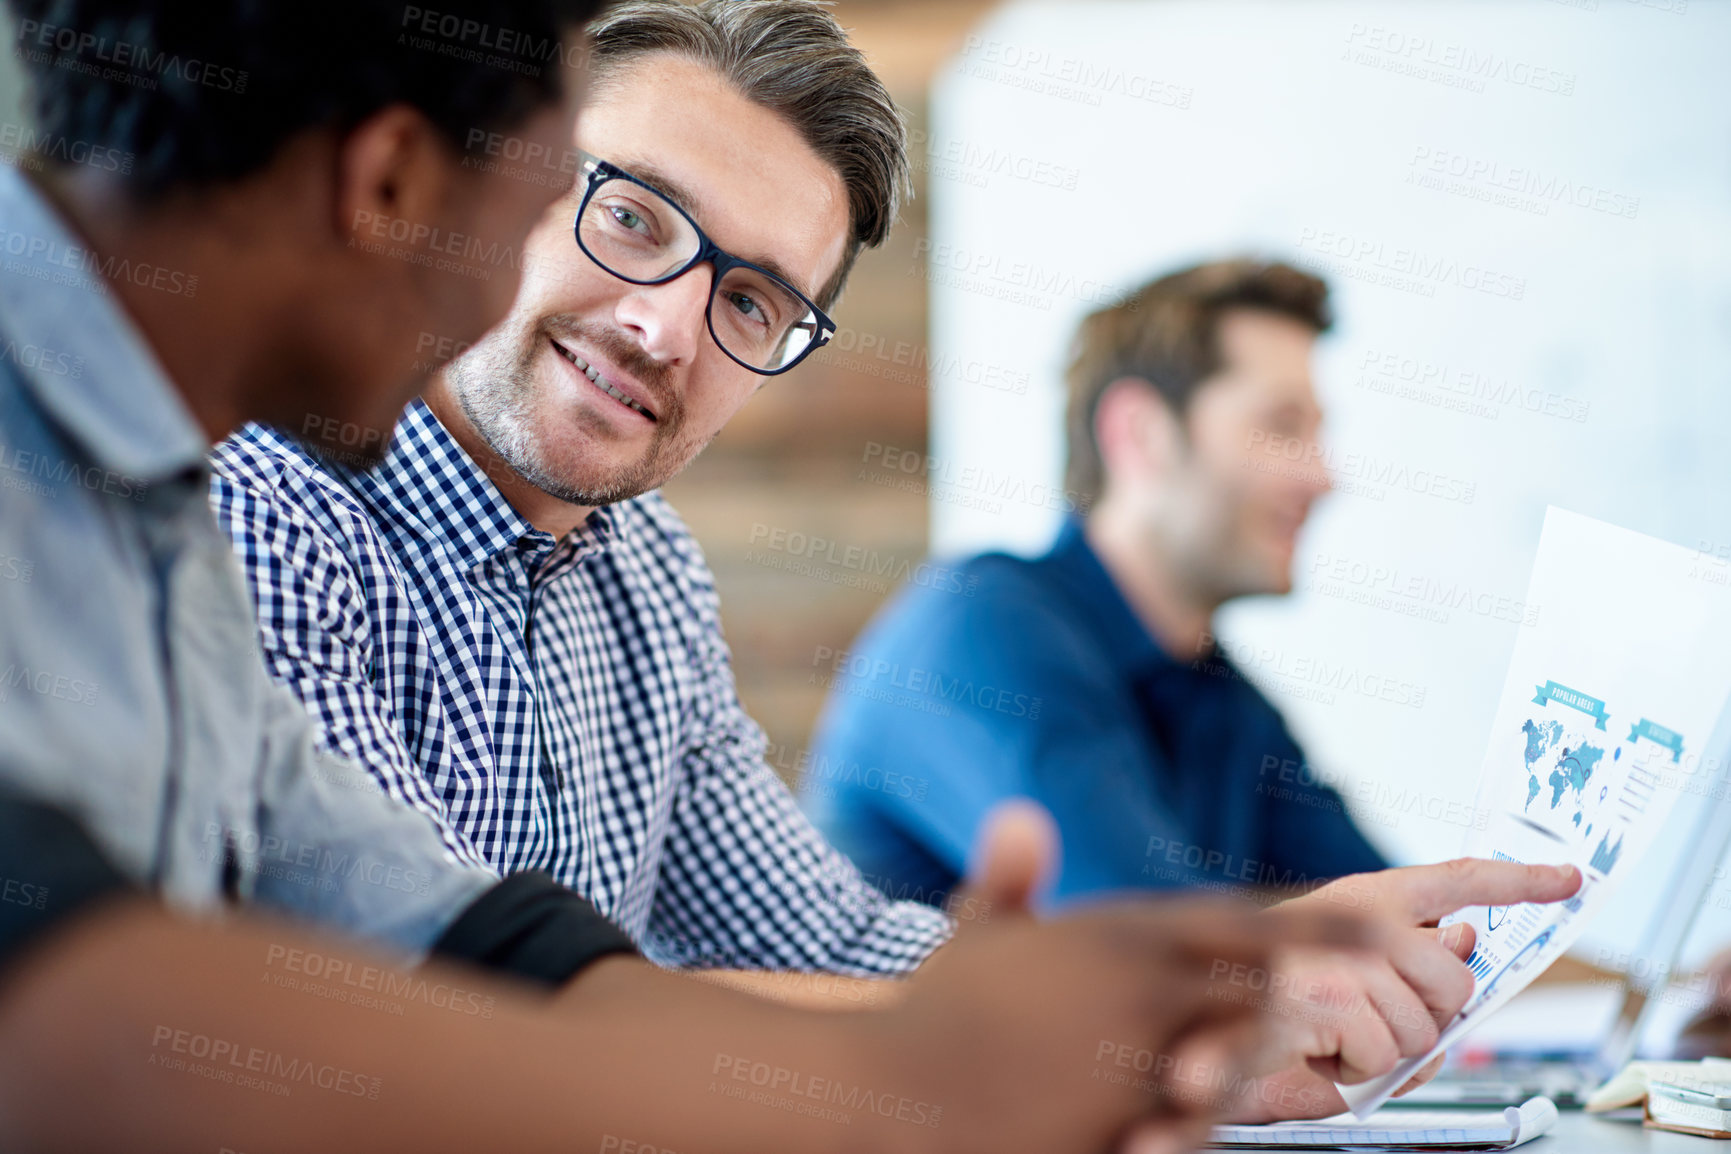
675;967;906;1012
0;903;904;1154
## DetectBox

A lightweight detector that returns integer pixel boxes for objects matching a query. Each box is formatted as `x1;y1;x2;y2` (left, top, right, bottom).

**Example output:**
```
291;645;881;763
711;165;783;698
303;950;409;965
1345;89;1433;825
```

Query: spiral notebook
1208;1096;1557;1149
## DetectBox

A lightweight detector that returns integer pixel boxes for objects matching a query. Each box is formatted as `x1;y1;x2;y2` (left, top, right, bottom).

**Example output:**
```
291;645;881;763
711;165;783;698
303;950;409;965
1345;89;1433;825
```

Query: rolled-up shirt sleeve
432;870;638;987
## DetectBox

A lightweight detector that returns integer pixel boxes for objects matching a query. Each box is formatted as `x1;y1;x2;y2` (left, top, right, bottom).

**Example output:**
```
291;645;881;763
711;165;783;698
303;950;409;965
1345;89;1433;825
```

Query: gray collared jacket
0;167;496;958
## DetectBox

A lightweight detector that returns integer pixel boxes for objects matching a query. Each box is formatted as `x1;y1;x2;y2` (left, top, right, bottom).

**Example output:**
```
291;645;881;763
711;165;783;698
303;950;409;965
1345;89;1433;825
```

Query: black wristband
0;792;136;978
431;871;638;987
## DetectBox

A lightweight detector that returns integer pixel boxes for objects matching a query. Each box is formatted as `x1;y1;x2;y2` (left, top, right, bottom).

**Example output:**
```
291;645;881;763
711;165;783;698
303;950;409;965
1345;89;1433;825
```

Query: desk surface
1235;1111;1723;1151
1536;1112;1724;1152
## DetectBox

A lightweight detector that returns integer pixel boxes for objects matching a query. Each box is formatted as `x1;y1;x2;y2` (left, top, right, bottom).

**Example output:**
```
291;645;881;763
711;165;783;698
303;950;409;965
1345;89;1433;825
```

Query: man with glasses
211;0;943;983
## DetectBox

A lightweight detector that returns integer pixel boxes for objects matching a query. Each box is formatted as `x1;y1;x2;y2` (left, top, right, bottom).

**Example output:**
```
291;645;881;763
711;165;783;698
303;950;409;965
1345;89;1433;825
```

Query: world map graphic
1521;717;1608;829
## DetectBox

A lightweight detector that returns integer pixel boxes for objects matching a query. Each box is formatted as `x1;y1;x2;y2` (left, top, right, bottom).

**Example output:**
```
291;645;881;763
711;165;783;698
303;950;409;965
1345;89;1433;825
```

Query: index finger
1393;858;1580;923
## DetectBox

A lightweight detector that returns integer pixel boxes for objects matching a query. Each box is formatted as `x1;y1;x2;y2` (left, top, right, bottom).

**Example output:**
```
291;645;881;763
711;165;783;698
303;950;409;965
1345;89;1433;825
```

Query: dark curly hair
6;0;604;199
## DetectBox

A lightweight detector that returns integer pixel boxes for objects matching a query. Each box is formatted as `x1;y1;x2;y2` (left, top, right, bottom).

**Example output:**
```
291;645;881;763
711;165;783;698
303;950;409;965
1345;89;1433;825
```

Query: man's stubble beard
1161;475;1288;609
445;315;694;508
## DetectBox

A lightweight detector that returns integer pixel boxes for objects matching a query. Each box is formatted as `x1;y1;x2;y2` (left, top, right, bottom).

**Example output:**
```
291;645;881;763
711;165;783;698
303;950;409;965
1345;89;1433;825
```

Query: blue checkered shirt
209;401;951;973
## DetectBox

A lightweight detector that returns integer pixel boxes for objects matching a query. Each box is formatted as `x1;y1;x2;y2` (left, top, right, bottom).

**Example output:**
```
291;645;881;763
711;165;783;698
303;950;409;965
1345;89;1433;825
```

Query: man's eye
610;206;645;232
728;291;769;327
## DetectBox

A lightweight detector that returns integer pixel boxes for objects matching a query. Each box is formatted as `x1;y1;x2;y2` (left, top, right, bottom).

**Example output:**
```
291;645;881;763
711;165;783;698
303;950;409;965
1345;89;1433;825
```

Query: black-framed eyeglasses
571;151;836;375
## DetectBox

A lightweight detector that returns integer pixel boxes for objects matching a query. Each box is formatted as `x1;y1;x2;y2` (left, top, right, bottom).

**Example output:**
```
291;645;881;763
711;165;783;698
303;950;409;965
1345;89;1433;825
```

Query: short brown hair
1063;258;1332;505
587;0;907;309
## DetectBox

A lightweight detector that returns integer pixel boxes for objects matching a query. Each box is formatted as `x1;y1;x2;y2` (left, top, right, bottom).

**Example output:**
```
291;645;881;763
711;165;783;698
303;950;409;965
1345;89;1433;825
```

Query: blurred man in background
807;259;1388;906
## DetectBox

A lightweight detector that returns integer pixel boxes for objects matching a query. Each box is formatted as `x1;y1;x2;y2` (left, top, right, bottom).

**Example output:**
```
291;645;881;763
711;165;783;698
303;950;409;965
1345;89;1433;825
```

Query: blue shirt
802;518;1387;907
209;403;950;973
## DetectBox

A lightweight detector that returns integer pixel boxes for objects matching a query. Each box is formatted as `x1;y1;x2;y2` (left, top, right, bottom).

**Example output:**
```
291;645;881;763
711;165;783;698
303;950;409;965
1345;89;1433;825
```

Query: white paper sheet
1213;1096;1557;1148
1341;508;1731;1117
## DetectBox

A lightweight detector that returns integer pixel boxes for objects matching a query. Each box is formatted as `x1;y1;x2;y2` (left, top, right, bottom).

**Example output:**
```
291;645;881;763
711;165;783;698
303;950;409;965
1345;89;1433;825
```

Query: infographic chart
1342;509;1731;1117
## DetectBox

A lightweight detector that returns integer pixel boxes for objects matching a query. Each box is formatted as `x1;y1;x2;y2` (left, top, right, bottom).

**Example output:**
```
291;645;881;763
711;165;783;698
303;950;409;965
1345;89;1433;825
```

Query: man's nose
614;264;713;366
1306;443;1334;496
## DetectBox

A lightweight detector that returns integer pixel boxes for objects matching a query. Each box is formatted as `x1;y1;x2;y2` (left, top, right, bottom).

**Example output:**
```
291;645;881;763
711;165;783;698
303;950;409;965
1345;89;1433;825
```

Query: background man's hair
6;0;604;200
588;0;907;310
1064;258;1333;505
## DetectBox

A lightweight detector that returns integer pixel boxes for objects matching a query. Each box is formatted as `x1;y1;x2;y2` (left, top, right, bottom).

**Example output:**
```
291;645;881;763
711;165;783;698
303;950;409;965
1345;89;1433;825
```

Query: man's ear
331;105;455;249
1093;376;1182;486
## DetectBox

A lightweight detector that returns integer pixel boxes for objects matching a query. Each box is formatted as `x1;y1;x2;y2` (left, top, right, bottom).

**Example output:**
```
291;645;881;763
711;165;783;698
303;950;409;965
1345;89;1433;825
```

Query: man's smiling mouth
551;338;656;421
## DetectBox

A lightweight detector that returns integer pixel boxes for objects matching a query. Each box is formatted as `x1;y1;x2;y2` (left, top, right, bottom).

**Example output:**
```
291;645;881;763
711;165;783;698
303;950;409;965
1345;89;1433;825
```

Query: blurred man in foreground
808;260;1390;905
